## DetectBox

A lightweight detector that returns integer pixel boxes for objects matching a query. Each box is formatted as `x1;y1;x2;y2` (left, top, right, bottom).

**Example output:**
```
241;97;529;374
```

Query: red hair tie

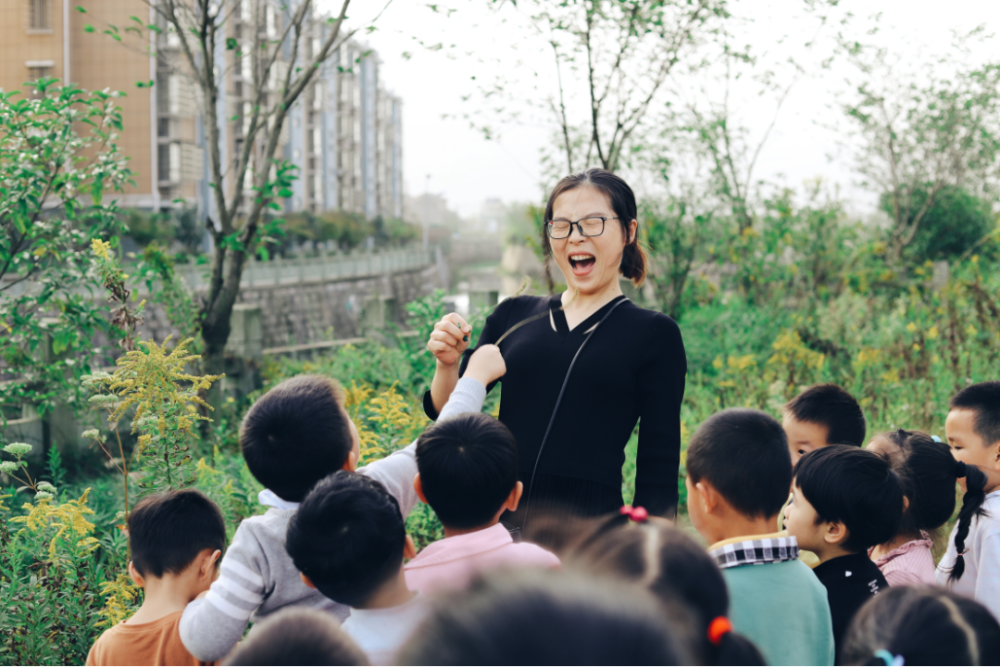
619;505;649;523
708;617;732;645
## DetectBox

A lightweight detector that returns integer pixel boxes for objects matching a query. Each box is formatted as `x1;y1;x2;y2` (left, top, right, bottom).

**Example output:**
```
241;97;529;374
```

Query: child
785;445;903;663
867;429;967;586
398;569;691;665
841;586;1000;665
286;471;425;666
179;345;504;662
936;381;1000;620
222;607;368;666
685;408;835;666
783;383;867;466
571;512;765;665
87;490;225;666
405;412;559;593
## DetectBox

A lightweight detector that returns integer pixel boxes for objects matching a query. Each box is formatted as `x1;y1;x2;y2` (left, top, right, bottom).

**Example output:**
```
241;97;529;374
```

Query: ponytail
950;460;989;582
709;617;765;666
620;234;648;287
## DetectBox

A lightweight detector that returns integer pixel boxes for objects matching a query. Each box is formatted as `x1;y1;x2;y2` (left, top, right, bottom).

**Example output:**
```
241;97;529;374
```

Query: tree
842;31;1000;263
88;0;385;405
0;80;134;422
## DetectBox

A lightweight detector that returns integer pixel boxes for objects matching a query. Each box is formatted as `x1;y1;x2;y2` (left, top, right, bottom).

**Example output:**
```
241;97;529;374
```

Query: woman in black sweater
425;169;686;528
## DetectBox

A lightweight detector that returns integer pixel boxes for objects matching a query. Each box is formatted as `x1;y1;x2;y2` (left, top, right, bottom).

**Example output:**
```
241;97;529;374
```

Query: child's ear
695;480;719;515
413;474;428;504
342;448;358;472
403;534;417;560
127;561;144;588
200;549;222;581
300;573;317;589
505;481;524;513
823;520;849;546
991;441;1000;473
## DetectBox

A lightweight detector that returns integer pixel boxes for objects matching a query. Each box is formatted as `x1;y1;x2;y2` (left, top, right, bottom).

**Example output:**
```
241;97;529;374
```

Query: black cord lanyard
508;295;629;537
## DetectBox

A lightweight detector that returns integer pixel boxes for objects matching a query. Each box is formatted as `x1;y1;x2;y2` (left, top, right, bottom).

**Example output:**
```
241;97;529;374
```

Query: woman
425;169;686;528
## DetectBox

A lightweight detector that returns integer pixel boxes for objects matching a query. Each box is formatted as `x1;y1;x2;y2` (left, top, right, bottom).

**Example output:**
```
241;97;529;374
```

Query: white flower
34;491;53;500
3;442;33;457
0;461;19;474
36;481;56;493
88;395;117;405
82;429;100;440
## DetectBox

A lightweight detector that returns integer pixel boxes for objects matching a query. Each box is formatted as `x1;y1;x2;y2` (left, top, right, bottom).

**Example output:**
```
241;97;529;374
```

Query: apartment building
0;0;403;221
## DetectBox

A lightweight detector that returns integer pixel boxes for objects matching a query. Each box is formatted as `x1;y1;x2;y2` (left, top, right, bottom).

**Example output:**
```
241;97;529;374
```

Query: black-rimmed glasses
546;216;618;239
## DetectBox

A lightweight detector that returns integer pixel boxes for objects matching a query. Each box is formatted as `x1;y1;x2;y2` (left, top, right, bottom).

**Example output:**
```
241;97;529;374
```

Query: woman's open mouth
568;253;596;276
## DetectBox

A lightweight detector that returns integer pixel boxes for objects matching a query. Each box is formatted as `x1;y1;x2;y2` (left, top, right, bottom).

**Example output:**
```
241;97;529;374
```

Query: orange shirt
86;611;213;666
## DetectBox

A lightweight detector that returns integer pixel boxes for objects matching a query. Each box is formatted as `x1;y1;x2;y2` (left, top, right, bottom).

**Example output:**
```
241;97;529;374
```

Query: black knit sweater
424;294;686;518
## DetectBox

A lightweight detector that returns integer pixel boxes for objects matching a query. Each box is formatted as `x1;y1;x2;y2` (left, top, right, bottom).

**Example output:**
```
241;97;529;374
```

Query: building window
27;65;52;97
29;0;50;30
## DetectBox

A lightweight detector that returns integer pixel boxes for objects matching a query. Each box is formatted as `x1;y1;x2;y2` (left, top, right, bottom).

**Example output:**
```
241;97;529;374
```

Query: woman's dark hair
241;375;354;502
285;471;405;608
129;489;226;578
686;408;791;520
785;383;867;447
795;445;903;552
223;607;369;666
842;586;1000;666
398;569;692;665
542;168;647;287
569;514;765;666
416;412;519;529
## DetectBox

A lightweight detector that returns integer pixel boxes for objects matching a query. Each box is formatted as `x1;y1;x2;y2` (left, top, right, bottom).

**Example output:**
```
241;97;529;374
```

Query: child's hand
465;344;506;386
427;313;472;367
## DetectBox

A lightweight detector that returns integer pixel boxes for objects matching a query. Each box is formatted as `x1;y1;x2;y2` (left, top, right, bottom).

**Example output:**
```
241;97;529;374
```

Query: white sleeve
358;377;486;517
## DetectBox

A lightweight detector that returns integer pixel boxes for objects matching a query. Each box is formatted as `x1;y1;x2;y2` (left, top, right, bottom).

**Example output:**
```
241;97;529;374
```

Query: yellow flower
967;325;978;336
727;355;757;373
912;343;921;352
98;574;140;627
91;238;113;261
906;322;917;333
712;356;724;371
927;326;939;340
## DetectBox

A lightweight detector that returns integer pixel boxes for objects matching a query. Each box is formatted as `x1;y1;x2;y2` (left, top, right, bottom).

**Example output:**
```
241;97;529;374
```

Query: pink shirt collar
406;523;513;569
869;533;934;567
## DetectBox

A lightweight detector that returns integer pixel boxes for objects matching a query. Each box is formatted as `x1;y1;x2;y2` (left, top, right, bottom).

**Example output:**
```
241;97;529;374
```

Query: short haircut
416;413;518;529
222;607;368;666
950;381;1000;446
784;384;866;447
794;445;903;552
687;408;791;519
398;570;691;665
241;375;353;502
285;471;404;608
128;489;226;578
843;586;1000;666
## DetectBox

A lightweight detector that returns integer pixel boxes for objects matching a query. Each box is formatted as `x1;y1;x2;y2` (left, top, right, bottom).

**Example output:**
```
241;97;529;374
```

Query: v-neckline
549;294;627;335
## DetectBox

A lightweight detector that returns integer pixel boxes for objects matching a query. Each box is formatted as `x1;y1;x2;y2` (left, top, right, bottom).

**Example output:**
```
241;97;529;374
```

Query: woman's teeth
569;254;596;273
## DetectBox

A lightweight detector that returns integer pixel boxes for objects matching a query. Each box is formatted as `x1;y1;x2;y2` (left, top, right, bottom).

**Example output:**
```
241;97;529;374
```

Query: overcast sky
330;0;999;218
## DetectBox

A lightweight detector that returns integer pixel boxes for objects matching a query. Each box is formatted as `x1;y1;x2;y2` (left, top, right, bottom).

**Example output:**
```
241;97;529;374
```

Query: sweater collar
258;488;300;511
708;531;800;569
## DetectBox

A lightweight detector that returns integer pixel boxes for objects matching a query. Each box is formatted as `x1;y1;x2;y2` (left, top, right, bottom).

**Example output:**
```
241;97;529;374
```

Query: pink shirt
869;535;937;587
404;523;560;595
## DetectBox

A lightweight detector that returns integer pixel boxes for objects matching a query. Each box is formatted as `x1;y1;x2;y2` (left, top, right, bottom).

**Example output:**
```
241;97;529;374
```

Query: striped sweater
178;378;488;662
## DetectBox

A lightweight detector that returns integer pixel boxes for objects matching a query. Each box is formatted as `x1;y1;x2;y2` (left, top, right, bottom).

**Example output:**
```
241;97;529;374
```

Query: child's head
786;445;902;557
285;471;413;608
398;570;692;665
241;375;358;502
947;381;1000;490
127;489;225;596
842;586;1000;666
572;514;765;666
222;607;369;666
415;412;521;530
686;408;791;540
783;384;866;465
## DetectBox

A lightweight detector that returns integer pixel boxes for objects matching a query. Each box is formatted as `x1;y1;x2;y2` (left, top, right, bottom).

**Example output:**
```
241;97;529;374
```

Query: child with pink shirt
867;429;977;586
405;412;559;594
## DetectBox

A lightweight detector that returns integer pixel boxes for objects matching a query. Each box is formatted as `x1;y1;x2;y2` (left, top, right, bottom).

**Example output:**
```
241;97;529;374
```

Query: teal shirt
723;559;835;666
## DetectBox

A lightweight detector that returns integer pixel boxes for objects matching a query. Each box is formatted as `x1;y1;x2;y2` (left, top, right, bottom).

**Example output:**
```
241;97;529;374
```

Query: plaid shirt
709;534;800;569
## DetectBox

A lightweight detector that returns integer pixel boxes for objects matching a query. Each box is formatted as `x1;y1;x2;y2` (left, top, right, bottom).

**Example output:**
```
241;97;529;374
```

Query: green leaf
83;24;95;33
75;5;86;12
226;37;238;50
277;188;293;198
266;201;282;211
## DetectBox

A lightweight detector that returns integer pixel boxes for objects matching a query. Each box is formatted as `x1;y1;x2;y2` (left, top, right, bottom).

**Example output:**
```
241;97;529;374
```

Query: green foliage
0;81;135;420
880;185;997;263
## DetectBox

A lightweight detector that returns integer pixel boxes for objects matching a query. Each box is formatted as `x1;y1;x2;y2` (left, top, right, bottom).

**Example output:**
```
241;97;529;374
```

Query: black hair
686;408;791;519
842;586;1000;666
875;429;957;537
222;607;369;666
416;412;519;530
128;489;226;578
398;569;692;665
794;445;903;552
240;375;353;502
285;471;405;608
950;381;1000;446
785;383;867;447
542;168;648;288
571;514;765;666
